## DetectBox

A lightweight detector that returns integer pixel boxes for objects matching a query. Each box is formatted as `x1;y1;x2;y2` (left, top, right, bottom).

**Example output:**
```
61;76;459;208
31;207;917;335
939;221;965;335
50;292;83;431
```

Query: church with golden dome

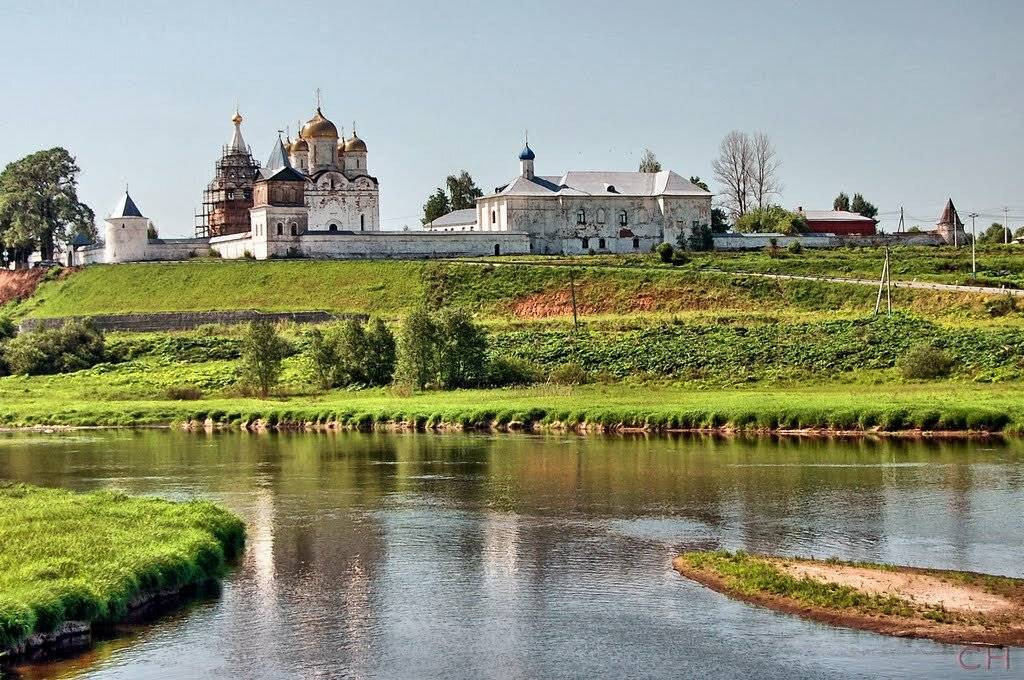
197;104;379;239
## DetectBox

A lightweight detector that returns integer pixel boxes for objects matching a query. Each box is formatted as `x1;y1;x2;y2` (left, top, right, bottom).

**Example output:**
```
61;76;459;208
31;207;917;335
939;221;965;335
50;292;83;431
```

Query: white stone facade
211;230;529;260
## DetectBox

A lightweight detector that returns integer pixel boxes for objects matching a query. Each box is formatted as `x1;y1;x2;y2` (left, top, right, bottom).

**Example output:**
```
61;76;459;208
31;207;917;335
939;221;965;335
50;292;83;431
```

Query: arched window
329;224;338;232
276;223;283;236
360;214;365;231
494;244;501;256
619;210;628;226
290;223;297;236
598;237;606;249
581;237;590;248
576;209;586;225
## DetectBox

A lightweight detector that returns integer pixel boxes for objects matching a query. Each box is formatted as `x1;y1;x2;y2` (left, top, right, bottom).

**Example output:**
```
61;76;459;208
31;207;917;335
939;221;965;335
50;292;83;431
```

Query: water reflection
0;431;1022;679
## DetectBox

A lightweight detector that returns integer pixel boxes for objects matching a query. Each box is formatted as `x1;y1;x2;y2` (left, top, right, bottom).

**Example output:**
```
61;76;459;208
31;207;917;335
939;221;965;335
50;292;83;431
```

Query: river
1;430;1022;679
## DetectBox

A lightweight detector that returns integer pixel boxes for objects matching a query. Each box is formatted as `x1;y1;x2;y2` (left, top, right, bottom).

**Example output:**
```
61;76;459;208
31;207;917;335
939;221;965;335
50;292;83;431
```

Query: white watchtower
104;191;149;263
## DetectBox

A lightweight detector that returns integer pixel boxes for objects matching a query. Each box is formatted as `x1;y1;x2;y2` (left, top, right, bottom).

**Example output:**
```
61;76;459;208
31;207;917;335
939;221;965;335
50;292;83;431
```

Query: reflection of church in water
197;102;379;238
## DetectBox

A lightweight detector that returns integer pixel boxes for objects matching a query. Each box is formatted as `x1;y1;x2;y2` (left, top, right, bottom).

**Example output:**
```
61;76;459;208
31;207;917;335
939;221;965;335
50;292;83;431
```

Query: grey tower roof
110;191;144;218
259;136;306;182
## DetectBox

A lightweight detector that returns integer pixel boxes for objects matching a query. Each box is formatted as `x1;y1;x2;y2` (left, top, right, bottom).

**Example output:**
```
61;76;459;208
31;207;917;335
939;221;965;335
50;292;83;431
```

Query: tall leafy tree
446;171;483;211
422;188;450;224
0;148;95;263
639;148;662;173
833;192;851;211
850;193;878;218
711;207;729;233
239;321;290;397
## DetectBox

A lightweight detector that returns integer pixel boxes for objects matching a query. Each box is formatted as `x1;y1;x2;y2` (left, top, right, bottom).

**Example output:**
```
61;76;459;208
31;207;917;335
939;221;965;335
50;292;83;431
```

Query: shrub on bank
2;320;105;376
900;345;953;380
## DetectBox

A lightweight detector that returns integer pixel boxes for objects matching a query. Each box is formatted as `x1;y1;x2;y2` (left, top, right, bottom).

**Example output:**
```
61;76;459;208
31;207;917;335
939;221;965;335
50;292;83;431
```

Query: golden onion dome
231;110;243;125
291;136;309;153
344;135;367;153
300;107;338;139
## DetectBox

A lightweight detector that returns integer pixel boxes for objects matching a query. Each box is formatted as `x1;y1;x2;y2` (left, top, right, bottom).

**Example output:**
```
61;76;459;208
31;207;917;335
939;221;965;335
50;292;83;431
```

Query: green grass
0;382;1020;433
680;550;917;617
6;256;1020;326
0;483;244;651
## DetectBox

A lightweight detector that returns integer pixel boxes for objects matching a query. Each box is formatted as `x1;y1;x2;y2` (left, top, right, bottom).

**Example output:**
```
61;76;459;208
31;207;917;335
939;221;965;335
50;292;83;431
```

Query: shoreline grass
0;483;245;654
0;383;1020;435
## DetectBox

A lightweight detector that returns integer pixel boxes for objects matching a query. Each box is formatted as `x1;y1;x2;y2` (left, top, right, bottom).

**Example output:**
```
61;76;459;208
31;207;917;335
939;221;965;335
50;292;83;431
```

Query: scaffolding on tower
195;142;261;238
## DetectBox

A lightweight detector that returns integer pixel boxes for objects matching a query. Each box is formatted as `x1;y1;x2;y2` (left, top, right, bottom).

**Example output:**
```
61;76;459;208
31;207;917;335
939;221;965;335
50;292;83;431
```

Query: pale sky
2;0;1022;236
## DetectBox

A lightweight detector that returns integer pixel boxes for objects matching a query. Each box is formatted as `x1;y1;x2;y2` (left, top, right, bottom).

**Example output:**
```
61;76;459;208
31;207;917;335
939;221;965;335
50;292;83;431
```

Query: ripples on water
1;431;1022;679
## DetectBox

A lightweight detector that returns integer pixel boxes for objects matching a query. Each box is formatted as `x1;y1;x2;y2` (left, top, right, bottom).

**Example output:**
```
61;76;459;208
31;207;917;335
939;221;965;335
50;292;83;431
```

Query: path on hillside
443;258;1024;298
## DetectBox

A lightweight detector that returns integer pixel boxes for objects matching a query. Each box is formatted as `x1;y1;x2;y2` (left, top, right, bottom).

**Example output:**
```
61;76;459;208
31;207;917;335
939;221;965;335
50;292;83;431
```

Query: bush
787;240;803;254
671;251;690;266
395;307;487;390
363;318;396;386
984;294;1018;318
3;320;105;376
305;318;396;390
305;327;340;390
394;306;439;390
900;345;953;380
485;357;543;386
239;321;290;397
548;362;589;385
656;242;674;263
736;205;808;235
683;224;714;252
164;385;204;400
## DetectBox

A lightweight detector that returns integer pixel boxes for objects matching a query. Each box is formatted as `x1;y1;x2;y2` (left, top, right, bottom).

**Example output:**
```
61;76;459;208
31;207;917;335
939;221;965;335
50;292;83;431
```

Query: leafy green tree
305;327;340;390
850;193;878;219
1016;226;1024;239
711;207;729;233
363;318;396;386
422;188;450;224
977;222;1008;244
0;148;95;264
689;176;709;191
446;171;483;211
335;319;369;385
395;306;439;390
240;321;289;397
833;192;850;212
682;224;713;252
436;308;488;388
735;205;807;235
639;148;662;173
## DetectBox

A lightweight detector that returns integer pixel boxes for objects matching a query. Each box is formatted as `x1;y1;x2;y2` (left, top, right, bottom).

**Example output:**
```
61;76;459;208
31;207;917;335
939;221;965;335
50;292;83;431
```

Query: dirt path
777;561;1013;613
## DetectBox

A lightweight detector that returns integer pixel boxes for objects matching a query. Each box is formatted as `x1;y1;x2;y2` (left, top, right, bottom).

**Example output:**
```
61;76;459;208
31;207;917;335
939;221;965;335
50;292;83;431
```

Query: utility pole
969;212;979;278
874;248;892;317
898;206;905;233
1005;206;1010;244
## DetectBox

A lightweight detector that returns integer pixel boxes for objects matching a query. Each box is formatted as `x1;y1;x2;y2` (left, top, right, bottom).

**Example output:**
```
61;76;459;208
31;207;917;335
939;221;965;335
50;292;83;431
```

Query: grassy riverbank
674;550;1024;645
0;483;244;654
0;383;1020;434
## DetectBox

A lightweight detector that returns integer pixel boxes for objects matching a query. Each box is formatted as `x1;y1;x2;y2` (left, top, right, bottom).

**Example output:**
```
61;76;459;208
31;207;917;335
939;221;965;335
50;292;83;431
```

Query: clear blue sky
2;0;1022;236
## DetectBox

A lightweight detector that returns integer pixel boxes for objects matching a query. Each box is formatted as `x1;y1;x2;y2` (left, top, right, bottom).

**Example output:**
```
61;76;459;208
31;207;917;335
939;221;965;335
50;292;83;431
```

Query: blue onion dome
518;143;535;161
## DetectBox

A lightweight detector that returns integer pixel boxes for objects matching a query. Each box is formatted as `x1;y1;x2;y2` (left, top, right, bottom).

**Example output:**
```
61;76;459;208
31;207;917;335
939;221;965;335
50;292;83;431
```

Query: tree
683;224;714;252
748;132;781;211
422;188;450;225
435;308;488;389
711;131;753;219
977;222;1007;244
306;327;340;390
639;148;662;173
850;193;878;219
395;306;439;390
689;176;709;191
711;207;729;233
147;221;158;240
335;319;369;385
446;171;483;211
833;192;850;212
0;148;95;264
363;318;396;386
734;205;807;236
240;321;289;397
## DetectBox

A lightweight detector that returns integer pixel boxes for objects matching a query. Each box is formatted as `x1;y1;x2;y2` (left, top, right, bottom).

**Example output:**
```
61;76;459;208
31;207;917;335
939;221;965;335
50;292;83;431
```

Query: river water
1;431;1022;679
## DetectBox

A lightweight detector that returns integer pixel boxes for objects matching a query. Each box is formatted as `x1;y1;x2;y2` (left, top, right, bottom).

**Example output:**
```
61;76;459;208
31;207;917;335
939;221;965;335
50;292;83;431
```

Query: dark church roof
110;191;143;218
259;136;306;182
937;199;964;228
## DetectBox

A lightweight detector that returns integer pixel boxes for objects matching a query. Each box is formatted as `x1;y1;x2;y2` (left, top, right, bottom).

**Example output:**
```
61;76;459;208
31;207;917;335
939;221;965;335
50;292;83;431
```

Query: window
360;214;365;231
276;223;283;236
290;223;297;236
491;210;496;224
329;224;338;232
581;237;590;248
576;209;586;224
494;244;500;256
632;237;640;249
598;237;606;249
619;210;628;226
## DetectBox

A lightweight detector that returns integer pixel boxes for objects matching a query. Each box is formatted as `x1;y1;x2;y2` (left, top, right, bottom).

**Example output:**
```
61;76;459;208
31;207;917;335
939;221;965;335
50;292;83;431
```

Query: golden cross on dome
315;88;322;109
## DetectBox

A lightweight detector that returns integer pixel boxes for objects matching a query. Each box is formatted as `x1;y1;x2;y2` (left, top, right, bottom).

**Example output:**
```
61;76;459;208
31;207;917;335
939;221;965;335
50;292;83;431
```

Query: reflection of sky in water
1;431;1022;680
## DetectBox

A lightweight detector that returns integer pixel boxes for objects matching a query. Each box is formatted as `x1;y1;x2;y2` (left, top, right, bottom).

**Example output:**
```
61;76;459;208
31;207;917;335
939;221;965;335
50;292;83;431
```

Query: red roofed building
796;207;877;236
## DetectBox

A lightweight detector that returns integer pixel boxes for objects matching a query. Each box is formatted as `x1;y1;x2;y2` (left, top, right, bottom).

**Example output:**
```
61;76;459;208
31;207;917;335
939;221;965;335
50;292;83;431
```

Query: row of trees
239;308;496;397
422;171;484;224
832;192;878;218
0;148;95;266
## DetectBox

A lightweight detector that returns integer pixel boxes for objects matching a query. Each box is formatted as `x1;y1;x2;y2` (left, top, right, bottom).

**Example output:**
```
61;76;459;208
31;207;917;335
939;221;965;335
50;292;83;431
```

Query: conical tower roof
228;109;247;153
259;135;306;182
937;199;963;228
110;191;144;218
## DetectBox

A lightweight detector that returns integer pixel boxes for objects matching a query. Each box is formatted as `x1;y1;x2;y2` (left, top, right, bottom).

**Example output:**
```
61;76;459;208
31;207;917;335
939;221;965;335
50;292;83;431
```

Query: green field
0;483;244;651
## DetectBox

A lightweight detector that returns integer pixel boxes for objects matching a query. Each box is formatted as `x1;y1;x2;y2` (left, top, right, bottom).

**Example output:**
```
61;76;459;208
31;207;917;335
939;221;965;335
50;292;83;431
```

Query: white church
71;108;711;264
